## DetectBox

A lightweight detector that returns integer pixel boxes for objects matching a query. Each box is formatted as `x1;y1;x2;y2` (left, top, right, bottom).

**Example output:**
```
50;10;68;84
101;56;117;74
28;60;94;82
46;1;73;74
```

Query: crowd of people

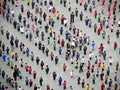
0;0;120;90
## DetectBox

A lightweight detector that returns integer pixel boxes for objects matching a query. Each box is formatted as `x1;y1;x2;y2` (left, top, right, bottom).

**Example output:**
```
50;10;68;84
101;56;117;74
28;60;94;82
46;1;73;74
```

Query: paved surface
0;0;120;90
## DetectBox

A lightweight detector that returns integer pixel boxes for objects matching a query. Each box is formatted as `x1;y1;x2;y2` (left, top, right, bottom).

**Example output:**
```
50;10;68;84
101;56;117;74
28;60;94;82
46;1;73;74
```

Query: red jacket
101;83;105;90
63;81;67;86
86;71;90;77
113;7;116;12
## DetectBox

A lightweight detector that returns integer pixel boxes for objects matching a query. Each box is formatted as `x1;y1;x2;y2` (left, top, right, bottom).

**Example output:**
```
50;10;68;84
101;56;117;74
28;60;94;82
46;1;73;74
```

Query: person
25;77;29;86
109;57;112;65
92;75;96;84
70;86;73;90
58;77;62;86
39;77;43;86
63;80;67;89
46;85;50;90
63;63;67;72
81;79;85;88
86;70;90;79
33;71;37;79
116;62;119;70
52;71;57;80
70;70;74;78
101;83;105;90
29;79;33;87
77;77;81;85
45;65;49;74
85;83;90;90
91;41;95;51
2;70;5;78
26;0;30;5
114;83;118;90
114;42;117;50
118;19;120;27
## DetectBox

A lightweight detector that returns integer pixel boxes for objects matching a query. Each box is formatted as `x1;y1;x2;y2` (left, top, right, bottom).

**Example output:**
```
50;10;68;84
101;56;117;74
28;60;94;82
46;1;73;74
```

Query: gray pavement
0;0;120;90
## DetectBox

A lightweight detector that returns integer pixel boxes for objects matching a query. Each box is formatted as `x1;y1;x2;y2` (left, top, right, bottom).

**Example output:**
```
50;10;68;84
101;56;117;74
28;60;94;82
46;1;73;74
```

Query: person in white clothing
37;87;41;90
20;26;24;34
109;56;113;66
34;37;38;46
18;86;22;90
118;19;120;27
70;70;74;78
11;9;14;17
89;52;93;60
64;18;68;27
81;56;86;64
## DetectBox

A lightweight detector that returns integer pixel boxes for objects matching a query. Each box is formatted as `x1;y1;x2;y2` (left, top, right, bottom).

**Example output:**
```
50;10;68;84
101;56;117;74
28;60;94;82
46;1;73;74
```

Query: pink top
15;0;19;6
79;0;83;3
29;67;32;72
107;12;111;17
101;5;105;11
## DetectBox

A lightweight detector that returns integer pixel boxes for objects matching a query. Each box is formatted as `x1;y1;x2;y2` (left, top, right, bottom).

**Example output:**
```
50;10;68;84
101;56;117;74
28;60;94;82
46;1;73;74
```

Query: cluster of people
0;0;120;90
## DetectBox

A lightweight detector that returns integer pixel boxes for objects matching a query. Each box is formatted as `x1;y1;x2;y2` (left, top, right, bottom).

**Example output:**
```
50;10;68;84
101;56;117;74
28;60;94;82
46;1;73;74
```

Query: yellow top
86;85;90;90
56;13;60;17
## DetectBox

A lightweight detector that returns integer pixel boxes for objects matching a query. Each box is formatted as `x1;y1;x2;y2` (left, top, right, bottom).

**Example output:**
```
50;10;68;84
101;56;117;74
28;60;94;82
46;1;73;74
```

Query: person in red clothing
112;5;116;14
63;80;67;89
61;39;65;47
97;27;101;35
2;1;6;10
51;7;56;15
101;83;105;90
91;65;94;73
29;79;33;87
94;10;97;19
114;42;117;50
107;2;111;12
114;0;117;6
61;15;65;25
2;9;5;18
63;63;67;72
86;70;90;79
33;71;37;79
46;85;50;90
102;0;105;5
99;43;104;52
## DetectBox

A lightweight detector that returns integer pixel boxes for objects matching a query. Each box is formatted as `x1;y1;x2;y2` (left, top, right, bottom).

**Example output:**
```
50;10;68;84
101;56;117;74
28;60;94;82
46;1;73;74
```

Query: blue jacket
2;54;6;61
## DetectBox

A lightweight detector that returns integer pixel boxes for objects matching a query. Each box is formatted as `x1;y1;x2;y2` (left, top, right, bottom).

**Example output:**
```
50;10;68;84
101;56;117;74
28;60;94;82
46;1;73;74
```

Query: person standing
70;70;74;78
63;80;67;89
92;75;96;84
29;79;33;87
39;77;43;86
58;76;62;86
26;0;30;6
70;12;74;23
101;83;105;90
63;63;67;72
85;83;90;90
33;71;37;79
86;71;90;79
52;71;57;80
45;65;49;74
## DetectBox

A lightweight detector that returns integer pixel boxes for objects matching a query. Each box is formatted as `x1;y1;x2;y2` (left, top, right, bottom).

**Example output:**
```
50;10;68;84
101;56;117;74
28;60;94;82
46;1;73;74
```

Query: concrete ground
0;0;120;90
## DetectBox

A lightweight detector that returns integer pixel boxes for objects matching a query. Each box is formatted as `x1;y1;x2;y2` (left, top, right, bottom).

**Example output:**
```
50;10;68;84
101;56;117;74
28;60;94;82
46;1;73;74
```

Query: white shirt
37;87;41;90
11;10;14;14
34;37;38;43
71;41;75;46
64;19;68;24
20;26;24;33
109;58;112;63
18;87;22;90
118;20;120;24
81;58;85;63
